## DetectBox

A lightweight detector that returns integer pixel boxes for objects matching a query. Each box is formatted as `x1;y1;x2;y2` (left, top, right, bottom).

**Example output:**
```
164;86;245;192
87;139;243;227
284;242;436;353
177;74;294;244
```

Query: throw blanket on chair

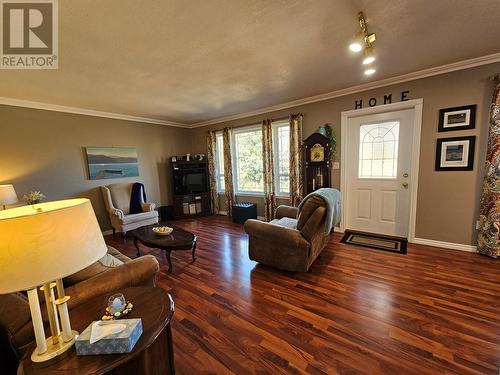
129;182;146;214
299;188;341;233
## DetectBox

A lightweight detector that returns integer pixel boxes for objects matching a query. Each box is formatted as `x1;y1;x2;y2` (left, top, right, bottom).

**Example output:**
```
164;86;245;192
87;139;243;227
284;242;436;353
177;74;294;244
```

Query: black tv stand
171;160;211;218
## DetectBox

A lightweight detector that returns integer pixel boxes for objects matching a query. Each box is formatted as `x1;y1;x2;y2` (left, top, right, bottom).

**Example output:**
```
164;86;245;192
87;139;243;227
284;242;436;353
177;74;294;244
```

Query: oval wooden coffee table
131;223;197;273
19;287;175;375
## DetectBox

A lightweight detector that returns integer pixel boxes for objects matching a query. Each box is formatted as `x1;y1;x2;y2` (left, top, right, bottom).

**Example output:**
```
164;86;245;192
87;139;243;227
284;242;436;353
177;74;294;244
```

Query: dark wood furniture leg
122;231;127;243
165;250;173;273
134;237;141;257
191;239;197;261
112;228;116;238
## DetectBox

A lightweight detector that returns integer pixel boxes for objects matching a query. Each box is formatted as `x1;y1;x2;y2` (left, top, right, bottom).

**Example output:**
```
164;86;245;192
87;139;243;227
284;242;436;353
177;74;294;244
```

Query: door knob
403;173;409;178
402;182;409;189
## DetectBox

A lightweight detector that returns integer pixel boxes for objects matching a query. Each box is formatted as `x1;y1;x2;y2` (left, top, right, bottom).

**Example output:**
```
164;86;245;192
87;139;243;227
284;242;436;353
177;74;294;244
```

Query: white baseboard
411;237;477;252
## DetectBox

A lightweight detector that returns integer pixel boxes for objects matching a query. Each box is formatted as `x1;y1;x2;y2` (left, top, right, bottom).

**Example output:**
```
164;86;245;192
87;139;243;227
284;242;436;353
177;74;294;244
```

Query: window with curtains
216;133;225;192
233;126;264;193
273;121;290;195
214;121;290;195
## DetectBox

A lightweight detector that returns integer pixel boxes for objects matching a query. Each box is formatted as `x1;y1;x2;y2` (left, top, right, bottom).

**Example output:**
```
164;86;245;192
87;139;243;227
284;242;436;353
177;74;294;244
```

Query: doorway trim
340;98;423;242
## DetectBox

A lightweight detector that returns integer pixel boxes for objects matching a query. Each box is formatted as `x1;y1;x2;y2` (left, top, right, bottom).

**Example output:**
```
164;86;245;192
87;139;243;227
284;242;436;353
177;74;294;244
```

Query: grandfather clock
303;133;331;194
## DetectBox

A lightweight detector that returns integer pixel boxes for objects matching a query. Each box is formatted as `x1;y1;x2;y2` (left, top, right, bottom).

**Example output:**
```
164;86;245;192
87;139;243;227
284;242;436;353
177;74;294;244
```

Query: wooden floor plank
106;216;500;375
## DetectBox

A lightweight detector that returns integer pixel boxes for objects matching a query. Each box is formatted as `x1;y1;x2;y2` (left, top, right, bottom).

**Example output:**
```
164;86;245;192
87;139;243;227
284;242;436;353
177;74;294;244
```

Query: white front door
345;109;415;237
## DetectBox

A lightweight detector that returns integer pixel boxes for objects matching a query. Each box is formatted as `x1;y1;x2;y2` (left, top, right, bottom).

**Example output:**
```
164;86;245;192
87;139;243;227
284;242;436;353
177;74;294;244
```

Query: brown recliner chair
0;246;159;374
244;195;331;272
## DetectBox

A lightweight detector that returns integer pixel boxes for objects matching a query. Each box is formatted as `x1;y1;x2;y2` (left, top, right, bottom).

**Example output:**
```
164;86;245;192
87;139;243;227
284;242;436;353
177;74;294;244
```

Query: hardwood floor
106;216;500;375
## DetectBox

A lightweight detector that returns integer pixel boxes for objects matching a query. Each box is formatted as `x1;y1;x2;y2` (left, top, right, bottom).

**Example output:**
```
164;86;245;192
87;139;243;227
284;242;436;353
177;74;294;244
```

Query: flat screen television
173;168;208;195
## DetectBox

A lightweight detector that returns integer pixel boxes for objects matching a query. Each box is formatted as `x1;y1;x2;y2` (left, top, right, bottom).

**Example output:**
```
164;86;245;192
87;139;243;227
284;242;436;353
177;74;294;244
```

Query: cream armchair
101;183;159;240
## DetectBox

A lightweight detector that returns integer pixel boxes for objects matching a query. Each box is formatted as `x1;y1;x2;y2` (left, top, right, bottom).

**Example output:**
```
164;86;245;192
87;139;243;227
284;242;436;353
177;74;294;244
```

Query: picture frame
438;104;476;132
435;136;475;171
85;147;139;180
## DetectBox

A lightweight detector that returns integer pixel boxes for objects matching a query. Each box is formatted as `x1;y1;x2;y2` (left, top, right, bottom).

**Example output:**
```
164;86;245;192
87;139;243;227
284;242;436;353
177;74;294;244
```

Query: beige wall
190;63;500;246
1;63;498;244
0;105;191;230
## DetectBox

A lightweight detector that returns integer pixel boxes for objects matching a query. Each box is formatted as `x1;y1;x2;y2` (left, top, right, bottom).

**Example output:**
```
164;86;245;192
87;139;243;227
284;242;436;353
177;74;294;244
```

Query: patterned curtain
206;130;219;215
477;77;500;258
222;127;235;216
289;114;304;206
262;119;276;221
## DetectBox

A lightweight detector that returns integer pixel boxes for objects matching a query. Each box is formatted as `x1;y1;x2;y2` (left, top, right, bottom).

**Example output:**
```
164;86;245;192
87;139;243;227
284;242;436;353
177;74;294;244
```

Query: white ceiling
1;0;500;125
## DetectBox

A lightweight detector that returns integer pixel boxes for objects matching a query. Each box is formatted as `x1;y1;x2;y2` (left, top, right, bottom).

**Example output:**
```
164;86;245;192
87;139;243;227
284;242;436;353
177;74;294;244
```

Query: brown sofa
244;195;330;272
0;246;159;373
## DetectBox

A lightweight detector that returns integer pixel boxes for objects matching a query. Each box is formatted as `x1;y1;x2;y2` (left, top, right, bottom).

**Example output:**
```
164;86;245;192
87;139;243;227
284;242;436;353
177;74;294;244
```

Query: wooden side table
19;287;175;375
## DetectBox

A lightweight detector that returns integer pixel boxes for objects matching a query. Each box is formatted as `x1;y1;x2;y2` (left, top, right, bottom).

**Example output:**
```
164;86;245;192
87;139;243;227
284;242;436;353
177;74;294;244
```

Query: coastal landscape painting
86;147;139;180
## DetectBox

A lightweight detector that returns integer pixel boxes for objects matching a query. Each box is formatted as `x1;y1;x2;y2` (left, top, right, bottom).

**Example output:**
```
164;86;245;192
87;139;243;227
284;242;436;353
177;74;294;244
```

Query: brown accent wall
0;105;191;230
189;63;500;246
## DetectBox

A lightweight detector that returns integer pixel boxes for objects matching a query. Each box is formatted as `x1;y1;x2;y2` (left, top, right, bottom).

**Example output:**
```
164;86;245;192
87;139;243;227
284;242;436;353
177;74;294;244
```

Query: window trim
215;132;225;193
272;120;290;197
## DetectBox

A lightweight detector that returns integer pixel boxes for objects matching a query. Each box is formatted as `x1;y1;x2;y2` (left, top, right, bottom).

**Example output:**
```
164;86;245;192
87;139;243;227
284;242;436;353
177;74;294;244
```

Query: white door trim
340;98;423;242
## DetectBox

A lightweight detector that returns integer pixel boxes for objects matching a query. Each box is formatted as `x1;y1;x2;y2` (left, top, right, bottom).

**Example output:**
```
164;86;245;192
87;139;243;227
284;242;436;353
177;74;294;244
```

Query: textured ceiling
1;0;500;124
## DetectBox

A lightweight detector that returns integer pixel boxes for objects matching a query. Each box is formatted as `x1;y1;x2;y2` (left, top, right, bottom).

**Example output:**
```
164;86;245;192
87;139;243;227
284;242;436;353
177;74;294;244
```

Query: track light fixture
362;46;375;65
348;12;378;76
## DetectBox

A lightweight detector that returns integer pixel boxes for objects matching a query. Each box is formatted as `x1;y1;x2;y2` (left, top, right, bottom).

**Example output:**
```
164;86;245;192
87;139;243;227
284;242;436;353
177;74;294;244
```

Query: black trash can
159;205;175;221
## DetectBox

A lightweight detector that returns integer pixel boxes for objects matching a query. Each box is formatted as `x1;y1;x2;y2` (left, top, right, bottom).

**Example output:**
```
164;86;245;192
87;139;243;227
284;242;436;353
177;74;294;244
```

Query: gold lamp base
31;330;79;365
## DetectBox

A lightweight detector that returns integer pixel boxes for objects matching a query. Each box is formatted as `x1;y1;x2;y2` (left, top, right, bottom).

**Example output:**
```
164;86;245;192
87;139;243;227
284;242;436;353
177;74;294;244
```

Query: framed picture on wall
435;136;475;171
438;104;476;132
85;147;139;180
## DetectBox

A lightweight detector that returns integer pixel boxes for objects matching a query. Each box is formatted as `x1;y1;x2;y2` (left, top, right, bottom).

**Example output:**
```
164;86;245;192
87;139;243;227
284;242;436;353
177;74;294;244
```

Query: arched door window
358;121;399;178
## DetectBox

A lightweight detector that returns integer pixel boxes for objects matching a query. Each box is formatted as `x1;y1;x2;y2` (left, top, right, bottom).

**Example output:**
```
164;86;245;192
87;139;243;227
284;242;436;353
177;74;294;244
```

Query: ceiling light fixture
362;46;376;65
348;32;365;52
364;68;376;76
348;12;376;53
348;12;378;77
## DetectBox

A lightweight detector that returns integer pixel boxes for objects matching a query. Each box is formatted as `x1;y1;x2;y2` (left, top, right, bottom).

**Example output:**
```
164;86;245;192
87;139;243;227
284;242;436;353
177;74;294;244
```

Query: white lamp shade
0;184;18;205
0;199;107;293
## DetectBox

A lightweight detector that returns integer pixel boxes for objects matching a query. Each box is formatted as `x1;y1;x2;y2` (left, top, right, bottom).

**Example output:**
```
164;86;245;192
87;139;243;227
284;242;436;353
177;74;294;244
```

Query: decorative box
75;318;142;355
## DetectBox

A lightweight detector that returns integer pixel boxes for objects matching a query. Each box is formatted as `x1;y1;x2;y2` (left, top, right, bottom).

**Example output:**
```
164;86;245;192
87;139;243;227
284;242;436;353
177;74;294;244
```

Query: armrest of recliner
244;219;308;248
275;205;299;219
300;206;327;242
141;202;156;212
66;255;160;310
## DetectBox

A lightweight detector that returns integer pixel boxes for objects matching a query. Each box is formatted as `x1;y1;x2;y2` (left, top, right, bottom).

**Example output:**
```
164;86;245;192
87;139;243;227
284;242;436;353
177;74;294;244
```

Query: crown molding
189;52;500;128
0;97;190;128
1;53;499;128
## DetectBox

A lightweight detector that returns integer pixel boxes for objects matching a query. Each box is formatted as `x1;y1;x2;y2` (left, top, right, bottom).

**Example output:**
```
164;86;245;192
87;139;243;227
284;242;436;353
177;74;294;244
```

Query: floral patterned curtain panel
222;127;235;216
289;114;304;206
262;119;276;221
477;77;500;258
206;130;219;215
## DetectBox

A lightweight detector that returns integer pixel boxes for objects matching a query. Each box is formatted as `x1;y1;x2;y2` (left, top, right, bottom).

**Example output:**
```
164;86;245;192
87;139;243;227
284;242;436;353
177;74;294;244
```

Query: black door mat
340;230;407;254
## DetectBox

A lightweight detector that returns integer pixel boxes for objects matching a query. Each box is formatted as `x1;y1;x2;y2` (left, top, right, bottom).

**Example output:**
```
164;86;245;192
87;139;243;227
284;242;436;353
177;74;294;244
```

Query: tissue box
75;318;142;355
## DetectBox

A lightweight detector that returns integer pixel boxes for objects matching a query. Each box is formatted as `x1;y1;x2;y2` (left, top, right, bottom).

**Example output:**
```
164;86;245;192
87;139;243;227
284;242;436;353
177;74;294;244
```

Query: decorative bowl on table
152;226;173;236
102;293;134;320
